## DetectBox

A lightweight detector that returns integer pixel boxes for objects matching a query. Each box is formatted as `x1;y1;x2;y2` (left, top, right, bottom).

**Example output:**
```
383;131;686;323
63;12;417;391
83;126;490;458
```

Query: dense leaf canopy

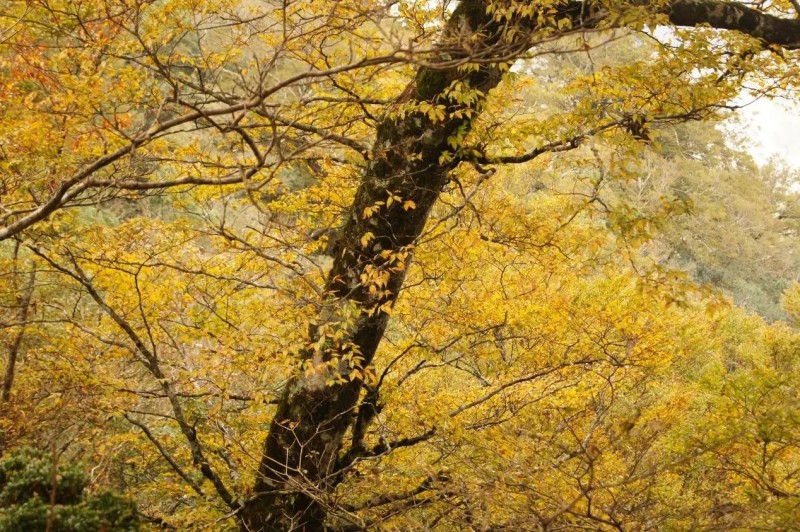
1;0;799;529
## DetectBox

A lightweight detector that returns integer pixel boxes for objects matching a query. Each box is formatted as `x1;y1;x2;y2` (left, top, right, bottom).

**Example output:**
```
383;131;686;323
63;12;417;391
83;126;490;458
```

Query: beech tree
1;0;800;530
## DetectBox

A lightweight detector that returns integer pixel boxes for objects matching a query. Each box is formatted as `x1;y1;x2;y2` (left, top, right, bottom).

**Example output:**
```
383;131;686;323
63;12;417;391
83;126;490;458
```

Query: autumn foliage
1;0;800;529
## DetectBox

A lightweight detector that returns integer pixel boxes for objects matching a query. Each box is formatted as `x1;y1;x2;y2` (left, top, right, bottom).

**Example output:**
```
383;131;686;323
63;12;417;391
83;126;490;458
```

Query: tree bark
669;0;800;48
1;254;35;406
240;1;800;530
239;2;513;528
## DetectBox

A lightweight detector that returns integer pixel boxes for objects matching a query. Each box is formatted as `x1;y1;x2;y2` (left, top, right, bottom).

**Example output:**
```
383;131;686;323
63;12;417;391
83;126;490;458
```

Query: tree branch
667;0;800;48
26;245;239;511
123;413;205;497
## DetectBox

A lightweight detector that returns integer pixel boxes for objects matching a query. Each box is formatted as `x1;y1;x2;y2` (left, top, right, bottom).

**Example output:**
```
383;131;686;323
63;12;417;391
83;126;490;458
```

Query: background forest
1;0;800;530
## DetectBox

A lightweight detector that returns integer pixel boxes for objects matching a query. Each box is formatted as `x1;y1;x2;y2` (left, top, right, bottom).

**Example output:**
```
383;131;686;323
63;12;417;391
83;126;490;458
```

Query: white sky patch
732;97;800;168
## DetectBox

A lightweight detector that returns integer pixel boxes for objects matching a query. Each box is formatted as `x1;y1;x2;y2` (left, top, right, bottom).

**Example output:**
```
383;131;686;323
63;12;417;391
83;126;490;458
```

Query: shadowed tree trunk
239;1;800;530
238;2;513;528
1;245;35;407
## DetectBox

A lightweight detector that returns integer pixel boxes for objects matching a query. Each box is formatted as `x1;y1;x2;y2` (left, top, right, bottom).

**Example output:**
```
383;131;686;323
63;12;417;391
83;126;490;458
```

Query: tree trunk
239;1;510;529
1;252;35;406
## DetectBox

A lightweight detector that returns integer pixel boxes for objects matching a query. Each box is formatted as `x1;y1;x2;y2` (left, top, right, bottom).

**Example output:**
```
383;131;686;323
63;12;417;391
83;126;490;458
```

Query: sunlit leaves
2;0;800;528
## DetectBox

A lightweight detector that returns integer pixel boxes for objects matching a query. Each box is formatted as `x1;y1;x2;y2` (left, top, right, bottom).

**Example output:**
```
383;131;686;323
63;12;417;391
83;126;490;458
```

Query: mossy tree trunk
238;2;509;529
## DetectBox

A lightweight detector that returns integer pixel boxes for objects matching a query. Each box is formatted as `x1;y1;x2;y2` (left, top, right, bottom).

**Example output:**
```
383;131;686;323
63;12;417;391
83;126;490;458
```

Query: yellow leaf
360;232;374;247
